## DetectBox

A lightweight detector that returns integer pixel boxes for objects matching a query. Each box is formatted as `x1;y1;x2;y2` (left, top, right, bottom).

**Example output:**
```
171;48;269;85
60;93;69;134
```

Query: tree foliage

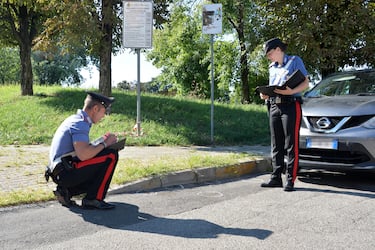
258;0;375;77
147;5;211;97
0;0;50;95
1;0;171;95
37;0;171;96
36;0;115;95
147;3;239;100
214;40;240;100
148;1;269;103
0;47;20;84
213;0;269;103
33;49;88;85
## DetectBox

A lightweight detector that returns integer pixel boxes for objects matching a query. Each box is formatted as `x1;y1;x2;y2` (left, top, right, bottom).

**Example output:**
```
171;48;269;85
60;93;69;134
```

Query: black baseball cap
86;91;115;109
263;38;287;54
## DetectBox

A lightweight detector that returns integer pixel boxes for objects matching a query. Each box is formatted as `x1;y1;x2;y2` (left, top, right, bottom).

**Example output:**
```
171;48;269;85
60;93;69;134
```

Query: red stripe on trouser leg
96;154;116;200
75;155;109;169
74;153;117;200
292;101;302;182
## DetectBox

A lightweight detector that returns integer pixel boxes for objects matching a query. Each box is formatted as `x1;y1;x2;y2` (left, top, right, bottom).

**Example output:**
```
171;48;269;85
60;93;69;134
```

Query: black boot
82;198;115;210
284;181;295;192
53;186;76;207
261;178;283;188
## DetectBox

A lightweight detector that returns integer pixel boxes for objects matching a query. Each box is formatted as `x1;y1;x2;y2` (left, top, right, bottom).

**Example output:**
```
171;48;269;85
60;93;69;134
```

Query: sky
80;49;161;89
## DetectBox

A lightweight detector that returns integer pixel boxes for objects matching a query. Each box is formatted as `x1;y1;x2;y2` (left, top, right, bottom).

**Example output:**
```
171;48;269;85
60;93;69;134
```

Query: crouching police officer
46;91;119;209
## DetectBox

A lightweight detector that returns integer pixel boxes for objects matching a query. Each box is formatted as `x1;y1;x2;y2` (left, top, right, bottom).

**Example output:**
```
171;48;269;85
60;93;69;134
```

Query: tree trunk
239;39;250;104
19;43;33;96
236;4;250;104
99;0;113;96
18;5;34;96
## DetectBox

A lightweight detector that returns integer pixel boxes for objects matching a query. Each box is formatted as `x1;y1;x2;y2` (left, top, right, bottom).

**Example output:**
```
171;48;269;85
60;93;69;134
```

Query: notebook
91;137;126;151
108;138;126;151
256;69;305;97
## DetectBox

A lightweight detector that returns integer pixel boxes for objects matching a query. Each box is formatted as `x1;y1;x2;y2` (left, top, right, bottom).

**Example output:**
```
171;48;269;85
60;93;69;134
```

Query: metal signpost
123;0;153;136
202;4;222;144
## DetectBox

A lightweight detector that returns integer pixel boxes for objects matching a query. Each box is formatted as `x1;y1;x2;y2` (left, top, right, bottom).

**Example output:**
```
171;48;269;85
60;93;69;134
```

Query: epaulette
75;113;89;123
285;55;296;64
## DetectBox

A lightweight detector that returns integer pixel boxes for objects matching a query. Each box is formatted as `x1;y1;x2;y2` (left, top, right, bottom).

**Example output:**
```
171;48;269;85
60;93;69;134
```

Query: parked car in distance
299;69;375;173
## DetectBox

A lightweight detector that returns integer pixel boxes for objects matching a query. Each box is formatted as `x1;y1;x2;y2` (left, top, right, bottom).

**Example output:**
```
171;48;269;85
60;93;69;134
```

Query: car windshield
305;70;375;97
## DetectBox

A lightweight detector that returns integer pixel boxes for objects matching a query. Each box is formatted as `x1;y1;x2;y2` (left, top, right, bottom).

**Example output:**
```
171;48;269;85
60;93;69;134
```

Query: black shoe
284;181;295;192
82;198;115;210
53;187;76;207
261;179;283;188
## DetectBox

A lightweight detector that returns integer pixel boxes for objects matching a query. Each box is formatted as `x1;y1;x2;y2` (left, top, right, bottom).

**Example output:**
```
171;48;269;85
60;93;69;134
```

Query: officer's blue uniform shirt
49;109;92;166
269;54;308;96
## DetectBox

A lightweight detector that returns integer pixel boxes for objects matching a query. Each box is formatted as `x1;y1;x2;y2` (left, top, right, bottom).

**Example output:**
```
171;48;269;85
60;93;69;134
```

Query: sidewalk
0;145;271;195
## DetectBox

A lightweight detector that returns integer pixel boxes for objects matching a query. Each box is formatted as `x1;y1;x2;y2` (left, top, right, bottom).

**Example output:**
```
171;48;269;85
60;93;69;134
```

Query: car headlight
362;116;375;129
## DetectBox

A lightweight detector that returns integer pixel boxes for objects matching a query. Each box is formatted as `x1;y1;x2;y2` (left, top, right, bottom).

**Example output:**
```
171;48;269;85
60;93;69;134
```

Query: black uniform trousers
268;99;302;183
56;148;119;201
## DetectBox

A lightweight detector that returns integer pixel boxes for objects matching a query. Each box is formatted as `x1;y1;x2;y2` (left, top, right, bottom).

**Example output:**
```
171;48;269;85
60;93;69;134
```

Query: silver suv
299;69;375;172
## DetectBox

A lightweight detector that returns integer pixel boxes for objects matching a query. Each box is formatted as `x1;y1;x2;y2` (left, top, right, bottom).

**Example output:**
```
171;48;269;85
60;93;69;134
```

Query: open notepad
256;69;306;97
91;137;126;151
108;138;126;151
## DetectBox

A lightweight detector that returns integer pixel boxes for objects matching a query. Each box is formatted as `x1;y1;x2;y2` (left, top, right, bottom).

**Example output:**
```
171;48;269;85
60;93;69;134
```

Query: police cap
263;38;287;55
86;91;115;109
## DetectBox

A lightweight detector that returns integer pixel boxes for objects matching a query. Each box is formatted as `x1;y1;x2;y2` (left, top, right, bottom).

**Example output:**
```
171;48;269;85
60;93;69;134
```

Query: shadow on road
69;202;272;240
297;171;375;197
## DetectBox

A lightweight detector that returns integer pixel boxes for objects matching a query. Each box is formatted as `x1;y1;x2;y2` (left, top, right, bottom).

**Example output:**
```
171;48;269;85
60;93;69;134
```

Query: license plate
306;138;338;150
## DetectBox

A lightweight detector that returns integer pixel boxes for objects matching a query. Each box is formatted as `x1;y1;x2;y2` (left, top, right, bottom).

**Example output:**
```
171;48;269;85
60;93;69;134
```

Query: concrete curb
109;157;271;194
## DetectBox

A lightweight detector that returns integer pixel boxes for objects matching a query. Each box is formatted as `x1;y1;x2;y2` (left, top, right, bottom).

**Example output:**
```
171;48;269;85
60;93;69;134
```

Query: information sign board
202;4;222;34
123;1;153;48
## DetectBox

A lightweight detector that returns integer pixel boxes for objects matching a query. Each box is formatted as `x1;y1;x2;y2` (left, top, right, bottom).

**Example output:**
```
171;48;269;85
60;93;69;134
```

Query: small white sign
123;1;153;48
202;4;222;34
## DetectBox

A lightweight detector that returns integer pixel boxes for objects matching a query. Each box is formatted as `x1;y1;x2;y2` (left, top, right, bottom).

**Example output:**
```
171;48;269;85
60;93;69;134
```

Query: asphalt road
1;172;374;250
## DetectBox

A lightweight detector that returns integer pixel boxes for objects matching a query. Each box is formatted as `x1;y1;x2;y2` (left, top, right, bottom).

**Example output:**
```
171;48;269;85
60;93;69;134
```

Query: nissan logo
316;117;331;129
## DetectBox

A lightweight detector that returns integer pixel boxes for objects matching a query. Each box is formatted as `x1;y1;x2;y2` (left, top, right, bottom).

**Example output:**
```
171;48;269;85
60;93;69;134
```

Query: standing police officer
47;92;119;209
259;38;309;191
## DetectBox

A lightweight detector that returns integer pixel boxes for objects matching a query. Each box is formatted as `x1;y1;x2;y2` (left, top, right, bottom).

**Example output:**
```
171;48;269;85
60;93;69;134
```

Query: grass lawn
0;85;270;146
